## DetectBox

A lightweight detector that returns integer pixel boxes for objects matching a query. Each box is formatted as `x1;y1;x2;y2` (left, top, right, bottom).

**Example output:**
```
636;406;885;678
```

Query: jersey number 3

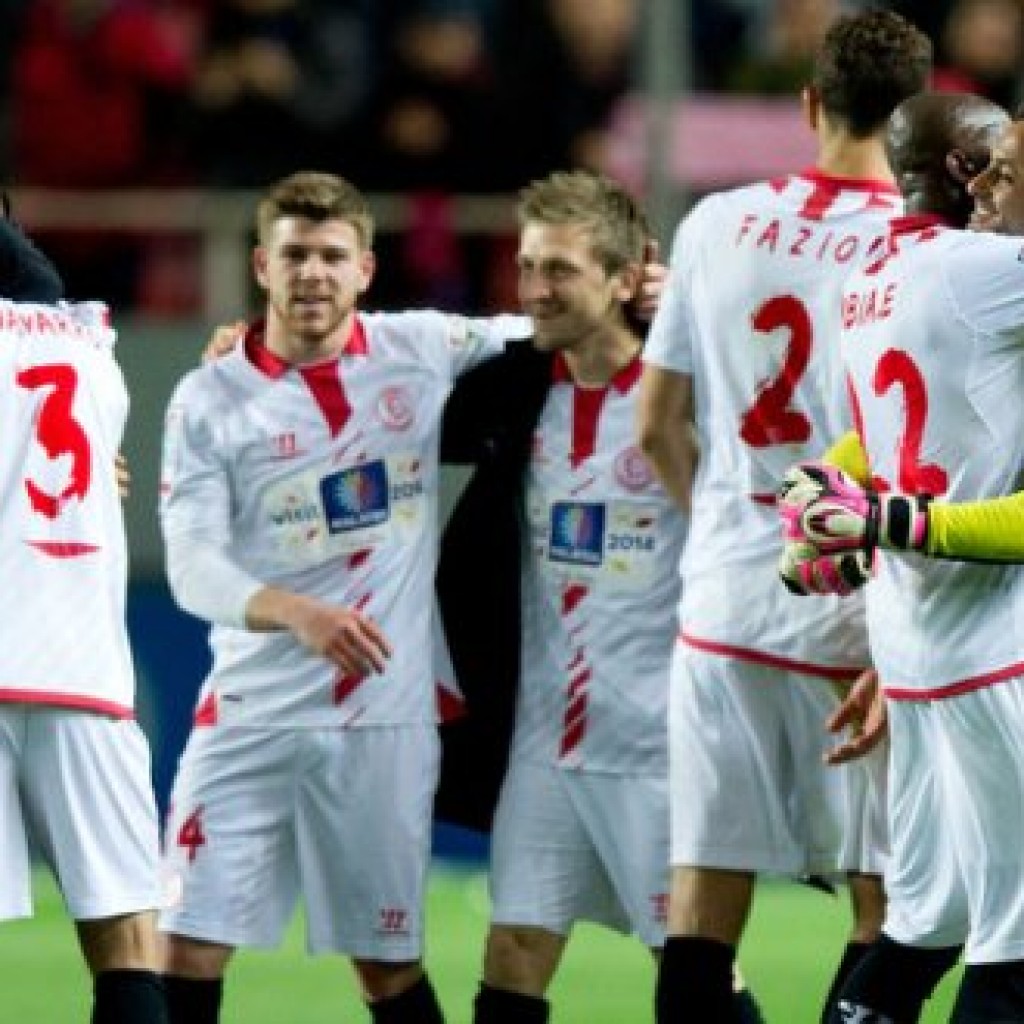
17;363;92;518
739;295;813;447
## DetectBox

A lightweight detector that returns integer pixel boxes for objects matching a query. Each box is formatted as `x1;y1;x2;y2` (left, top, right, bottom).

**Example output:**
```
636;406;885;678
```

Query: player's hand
824;668;886;765
633;238;666;322
289;598;393;676
779;461;930;555
203;320;246;363
778;546;872;596
115;452;131;500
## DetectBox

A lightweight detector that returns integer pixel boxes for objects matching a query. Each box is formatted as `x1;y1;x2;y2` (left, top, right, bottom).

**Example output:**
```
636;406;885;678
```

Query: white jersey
840;218;1024;698
0;301;134;717
160;310;530;728
644;170;896;674
511;355;686;774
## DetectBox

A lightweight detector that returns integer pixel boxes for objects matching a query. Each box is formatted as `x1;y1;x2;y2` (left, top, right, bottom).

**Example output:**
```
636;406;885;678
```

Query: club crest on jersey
321;460;390;532
549;501;605;566
614;446;654;491
376;385;414;431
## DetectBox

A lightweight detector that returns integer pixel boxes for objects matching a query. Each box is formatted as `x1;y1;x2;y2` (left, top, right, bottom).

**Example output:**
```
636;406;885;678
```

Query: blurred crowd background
1;0;1022;315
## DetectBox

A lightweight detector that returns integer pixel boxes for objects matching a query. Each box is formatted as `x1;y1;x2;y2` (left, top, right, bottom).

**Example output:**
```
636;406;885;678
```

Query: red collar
551;352;643;394
798;167;900;195
243;317;368;379
889;212;954;237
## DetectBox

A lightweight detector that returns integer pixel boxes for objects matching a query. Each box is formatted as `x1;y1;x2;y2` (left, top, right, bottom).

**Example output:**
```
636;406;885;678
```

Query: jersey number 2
739;295;813;447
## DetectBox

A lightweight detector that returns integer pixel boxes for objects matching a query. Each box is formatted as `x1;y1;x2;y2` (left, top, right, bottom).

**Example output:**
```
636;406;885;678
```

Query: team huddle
4;7;1024;1024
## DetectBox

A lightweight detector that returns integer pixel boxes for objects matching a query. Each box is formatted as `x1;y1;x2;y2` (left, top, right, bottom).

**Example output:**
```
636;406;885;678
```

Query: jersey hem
679;631;864;682
0;689;134;719
883;659;1024;700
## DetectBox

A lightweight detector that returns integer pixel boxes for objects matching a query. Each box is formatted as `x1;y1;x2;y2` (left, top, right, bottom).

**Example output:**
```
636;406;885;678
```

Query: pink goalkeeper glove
778;462;931;555
778;547;873;597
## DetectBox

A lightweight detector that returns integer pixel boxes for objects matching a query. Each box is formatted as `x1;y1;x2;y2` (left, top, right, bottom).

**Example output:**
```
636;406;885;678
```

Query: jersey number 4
847;349;949;496
739;295;813;447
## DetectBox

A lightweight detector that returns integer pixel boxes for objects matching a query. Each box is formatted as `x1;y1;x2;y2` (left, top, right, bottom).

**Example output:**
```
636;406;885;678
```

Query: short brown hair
256;171;374;248
517;170;649;275
814;10;932;138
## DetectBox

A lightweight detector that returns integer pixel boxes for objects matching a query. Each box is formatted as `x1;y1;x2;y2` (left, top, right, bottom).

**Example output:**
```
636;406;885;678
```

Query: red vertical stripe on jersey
562;583;588;616
333;672;366;703
798;179;841;221
570;387;608;467
300;363;352;438
436;682;466;722
194;692;218;726
559;669;592;758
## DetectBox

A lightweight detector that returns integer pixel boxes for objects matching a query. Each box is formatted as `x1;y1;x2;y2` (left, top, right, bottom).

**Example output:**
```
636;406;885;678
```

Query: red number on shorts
177;807;207;864
739;295;813;448
16;363;92;518
847;350;949;497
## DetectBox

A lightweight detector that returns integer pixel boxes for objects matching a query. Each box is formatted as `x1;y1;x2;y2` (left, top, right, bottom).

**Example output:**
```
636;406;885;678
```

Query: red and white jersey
512;355;686;774
644;170;895;675
840;217;1024;699
160;310;530;728
0;300;134;717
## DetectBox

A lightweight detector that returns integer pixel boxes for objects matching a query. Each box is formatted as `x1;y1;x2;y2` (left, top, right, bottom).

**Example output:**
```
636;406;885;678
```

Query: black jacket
434;339;553;832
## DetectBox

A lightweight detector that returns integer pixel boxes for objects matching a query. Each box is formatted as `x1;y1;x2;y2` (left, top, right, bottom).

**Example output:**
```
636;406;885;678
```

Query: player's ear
946;149;986;186
357;248;376;295
253;246;269;288
615;260;643;304
801;85;820;132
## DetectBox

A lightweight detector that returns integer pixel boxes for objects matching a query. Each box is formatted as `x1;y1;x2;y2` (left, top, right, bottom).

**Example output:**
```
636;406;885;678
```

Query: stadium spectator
779;91;1024;1024
0;208;168;1024
637;11;933;1022
189;0;374;186
157;170;532;1024
434;170;763;1024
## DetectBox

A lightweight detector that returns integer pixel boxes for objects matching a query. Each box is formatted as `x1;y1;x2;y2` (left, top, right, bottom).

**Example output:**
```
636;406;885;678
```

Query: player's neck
815;133;893;184
561;326;641;388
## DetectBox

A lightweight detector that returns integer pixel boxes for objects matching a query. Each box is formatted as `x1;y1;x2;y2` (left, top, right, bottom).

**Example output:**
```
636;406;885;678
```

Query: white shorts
669;646;878;878
0;705;161;922
883;680;1024;964
160;724;439;959
489;760;668;947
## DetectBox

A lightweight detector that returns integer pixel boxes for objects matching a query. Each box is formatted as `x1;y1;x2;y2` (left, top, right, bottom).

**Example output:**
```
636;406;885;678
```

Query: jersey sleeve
159;376;262;627
926;491;1024;562
943;233;1024;341
643;198;709;375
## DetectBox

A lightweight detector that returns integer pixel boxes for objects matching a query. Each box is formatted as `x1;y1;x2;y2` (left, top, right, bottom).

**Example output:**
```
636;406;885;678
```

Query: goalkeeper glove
778;547;873;597
778;461;931;555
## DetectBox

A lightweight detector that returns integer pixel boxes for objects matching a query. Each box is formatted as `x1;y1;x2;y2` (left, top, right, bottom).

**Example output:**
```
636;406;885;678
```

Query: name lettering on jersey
841;283;898;330
0;303;108;345
734;213;885;267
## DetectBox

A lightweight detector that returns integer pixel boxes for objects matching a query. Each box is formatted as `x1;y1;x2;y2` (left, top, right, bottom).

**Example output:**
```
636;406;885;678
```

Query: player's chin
969;210;1001;233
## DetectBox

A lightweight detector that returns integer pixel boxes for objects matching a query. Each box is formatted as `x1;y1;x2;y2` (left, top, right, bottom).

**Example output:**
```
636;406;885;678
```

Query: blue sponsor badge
321;460;390;533
549;501;605;566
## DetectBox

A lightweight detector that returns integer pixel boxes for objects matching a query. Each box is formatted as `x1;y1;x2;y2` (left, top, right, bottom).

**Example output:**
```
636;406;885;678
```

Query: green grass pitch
0;868;962;1022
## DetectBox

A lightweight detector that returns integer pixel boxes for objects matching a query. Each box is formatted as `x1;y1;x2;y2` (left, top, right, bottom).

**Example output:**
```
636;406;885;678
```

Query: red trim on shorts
0;689;134;718
679;631;863;682
883;660;1024;701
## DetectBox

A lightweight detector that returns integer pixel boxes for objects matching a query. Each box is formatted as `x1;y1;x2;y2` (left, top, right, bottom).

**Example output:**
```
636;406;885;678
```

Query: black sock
821;941;873;1023
656;936;739;1024
369;974;445;1024
827;936;961;1024
163;974;223;1024
92;969;168;1024
473;982;550;1024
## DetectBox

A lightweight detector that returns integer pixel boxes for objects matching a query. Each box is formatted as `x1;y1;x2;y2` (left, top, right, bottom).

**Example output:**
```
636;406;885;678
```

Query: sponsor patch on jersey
549;501;605;566
321;460;390;533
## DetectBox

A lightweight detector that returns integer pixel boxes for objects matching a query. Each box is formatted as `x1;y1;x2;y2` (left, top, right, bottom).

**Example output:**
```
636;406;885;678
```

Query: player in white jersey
636;12;934;1022
455;171;760;1024
0;211;167;1023
780;94;1024;1023
157;172;531;1024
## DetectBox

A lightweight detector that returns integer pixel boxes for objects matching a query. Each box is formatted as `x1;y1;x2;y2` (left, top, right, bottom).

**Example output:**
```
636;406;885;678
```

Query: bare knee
483;924;566;997
76;911;161;974
353;959;425;1002
667;866;756;946
161;933;234;979
848;872;886;943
